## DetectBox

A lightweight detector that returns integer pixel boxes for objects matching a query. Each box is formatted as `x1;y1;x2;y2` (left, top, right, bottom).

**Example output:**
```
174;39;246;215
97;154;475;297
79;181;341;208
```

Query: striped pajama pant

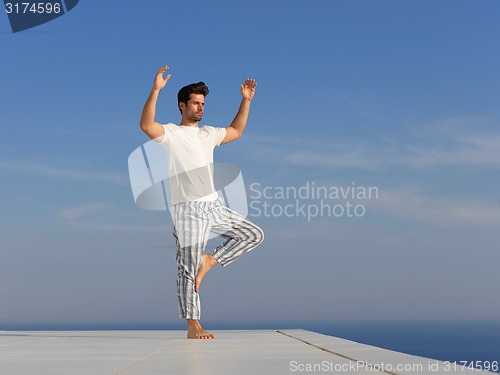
172;197;264;320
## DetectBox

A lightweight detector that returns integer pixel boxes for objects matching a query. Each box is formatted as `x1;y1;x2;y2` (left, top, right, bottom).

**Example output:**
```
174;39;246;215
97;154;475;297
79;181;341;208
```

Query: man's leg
211;201;264;266
195;252;218;293
172;201;215;339
194;199;264;292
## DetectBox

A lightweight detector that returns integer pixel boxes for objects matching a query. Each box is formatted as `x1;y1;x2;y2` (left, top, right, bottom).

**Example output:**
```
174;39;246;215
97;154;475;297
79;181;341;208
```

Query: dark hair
177;82;209;114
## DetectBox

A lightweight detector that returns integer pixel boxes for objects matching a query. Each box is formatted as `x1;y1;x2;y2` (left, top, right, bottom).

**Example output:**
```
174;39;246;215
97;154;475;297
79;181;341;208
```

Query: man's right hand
140;66;170;141
153;65;171;91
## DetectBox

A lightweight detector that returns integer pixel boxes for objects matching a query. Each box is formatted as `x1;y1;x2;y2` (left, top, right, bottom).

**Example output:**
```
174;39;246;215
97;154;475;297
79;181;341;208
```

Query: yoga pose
140;66;264;339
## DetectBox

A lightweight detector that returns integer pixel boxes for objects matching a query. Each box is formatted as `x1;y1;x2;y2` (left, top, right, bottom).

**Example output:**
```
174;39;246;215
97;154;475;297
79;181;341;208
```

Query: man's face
181;93;205;122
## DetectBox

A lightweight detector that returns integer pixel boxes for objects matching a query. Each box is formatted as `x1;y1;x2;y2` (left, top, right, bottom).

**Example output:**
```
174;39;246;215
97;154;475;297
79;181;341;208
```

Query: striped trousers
172;197;264;320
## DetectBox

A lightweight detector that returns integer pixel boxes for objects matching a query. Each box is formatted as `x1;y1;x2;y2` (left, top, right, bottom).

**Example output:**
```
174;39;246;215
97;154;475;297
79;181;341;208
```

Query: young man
139;66;264;339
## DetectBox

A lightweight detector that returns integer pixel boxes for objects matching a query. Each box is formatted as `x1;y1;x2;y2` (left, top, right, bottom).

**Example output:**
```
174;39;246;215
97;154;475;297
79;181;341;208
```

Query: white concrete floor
0;329;493;374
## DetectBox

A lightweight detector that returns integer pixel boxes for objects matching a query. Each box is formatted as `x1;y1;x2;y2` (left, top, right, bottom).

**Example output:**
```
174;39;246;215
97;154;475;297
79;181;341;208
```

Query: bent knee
253;225;264;245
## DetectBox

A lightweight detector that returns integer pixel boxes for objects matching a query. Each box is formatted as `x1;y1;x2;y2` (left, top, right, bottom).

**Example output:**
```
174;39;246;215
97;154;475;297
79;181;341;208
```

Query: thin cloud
249;180;500;229
367;187;500;228
0;160;127;184
241;116;500;170
59;203;116;220
58;203;168;234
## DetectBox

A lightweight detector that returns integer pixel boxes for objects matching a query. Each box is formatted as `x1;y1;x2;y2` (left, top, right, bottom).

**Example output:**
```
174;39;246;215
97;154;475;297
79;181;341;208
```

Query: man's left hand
241;78;257;101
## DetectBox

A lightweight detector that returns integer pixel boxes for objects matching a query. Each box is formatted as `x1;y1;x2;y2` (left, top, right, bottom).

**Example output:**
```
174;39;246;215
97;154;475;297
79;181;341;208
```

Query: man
139;65;264;339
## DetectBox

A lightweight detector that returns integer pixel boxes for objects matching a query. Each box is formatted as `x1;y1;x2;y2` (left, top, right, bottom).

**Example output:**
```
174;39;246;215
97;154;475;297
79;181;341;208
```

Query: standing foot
187;319;216;339
195;254;218;293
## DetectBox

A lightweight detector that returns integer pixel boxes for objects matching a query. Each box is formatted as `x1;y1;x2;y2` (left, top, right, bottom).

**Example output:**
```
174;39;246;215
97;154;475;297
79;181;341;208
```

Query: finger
164;73;171;82
157;65;169;75
244;78;256;88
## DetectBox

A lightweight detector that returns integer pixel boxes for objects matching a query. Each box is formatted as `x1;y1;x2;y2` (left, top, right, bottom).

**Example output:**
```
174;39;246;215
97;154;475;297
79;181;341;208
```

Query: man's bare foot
187;319;216;339
195;254;218;293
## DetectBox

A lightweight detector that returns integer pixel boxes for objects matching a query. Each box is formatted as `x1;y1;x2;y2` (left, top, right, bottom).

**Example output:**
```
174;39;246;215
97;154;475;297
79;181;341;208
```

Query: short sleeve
160;123;177;144
205;126;226;147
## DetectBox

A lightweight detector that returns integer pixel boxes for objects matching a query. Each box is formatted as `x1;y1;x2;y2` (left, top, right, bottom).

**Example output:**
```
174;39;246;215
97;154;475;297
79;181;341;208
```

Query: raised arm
140;65;171;140
221;78;257;144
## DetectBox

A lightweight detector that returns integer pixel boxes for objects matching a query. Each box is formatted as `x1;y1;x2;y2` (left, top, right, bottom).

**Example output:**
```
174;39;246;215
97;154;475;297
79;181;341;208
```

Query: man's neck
179;119;199;127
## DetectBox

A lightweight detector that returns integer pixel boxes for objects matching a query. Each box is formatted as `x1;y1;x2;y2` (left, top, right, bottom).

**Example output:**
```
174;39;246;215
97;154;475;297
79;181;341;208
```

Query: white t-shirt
160;123;226;205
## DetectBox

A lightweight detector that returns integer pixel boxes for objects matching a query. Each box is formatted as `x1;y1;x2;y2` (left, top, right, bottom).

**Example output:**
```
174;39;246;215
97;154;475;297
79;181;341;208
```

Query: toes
196;330;215;339
188;328;216;339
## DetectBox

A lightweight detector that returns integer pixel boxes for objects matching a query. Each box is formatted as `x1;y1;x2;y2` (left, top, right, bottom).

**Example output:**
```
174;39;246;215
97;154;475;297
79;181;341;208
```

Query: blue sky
1;0;499;328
